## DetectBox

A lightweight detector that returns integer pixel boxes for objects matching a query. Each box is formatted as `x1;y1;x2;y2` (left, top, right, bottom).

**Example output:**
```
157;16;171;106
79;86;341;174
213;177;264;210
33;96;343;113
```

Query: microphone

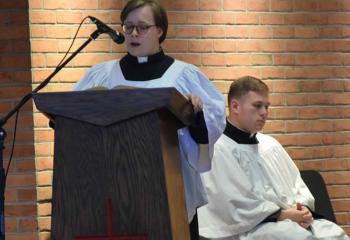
88;16;125;44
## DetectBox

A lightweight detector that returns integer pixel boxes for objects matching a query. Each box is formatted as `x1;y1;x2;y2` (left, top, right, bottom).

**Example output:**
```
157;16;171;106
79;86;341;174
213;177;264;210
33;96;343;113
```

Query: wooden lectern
33;88;193;240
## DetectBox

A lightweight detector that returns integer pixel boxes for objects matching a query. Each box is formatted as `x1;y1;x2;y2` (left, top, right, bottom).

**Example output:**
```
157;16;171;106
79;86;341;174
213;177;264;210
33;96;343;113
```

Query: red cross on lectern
75;199;147;240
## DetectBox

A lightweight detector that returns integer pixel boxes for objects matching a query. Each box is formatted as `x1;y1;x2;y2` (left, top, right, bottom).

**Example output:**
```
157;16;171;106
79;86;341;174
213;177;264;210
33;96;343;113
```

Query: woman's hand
186;94;203;114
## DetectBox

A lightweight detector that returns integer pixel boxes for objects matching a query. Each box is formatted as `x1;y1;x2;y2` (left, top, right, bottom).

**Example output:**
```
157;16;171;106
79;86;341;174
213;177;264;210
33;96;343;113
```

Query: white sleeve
73;61;112;91
175;64;226;172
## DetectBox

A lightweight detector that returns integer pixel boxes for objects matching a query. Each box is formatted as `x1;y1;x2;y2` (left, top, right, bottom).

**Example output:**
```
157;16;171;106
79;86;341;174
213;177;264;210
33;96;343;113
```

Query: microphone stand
0;29;101;240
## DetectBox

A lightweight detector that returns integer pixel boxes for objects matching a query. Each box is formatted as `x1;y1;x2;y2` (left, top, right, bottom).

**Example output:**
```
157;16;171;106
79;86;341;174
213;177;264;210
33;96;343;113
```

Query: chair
300;170;337;223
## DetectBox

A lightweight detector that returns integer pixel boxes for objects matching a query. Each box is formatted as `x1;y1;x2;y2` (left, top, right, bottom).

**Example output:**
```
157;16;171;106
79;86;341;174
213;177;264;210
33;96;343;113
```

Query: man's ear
230;98;240;114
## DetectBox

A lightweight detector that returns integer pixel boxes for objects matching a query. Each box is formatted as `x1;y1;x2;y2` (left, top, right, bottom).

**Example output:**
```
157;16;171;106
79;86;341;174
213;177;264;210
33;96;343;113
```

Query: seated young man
198;76;349;240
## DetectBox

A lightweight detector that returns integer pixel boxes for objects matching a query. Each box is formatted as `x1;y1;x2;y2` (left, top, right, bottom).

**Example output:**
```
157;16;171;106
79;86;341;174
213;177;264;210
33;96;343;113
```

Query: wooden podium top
33;87;193;127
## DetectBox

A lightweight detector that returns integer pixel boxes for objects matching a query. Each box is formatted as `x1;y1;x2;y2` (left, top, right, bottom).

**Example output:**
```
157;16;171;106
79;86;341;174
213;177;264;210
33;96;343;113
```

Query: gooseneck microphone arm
0;24;109;240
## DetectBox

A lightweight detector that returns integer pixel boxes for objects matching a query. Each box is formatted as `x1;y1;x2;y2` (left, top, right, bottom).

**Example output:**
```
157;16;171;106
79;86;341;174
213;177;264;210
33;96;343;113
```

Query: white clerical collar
137;56;148;63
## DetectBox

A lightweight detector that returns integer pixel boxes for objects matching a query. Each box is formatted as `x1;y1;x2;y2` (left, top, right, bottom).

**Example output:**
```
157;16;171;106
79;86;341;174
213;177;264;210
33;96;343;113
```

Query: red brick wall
26;0;350;238
0;0;38;240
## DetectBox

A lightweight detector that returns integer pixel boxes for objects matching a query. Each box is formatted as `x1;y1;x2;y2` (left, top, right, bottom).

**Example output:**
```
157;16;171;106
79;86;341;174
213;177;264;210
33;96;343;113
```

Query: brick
39;231;51;240
335;213;350;225
30;11;56;23
37;203;51;217
36;171;53;186
202;26;225;38
302;159;324;170
259;40;285;52
46;0;98;10
43;0;69;9
273;54;295;65
294;27;319;38
328;185;350;198
5;204;37;217
213;40;236;52
286;93;310;106
34;143;52;157
31;40;58;53
30;0;43;9
200;67;237;80
175;26;201;38
188;40;213;52
332;199;350;212
236;40;260;52
16;159;36;172
269;107;298;119
34;130;54;142
211;12;234;24
199;0;222;10
271;0;293;11
6;233;38;240
306;14;329;25
187;12;211;24
293;0;318;11
98;0;123;10
5;218;17;232
225;26;249;38
260;13;285;25
18;189;37;201
285;147;312;160
248;27;272;38
269;93;286;106
225;54;250;66
319;0;341;11
162;39;188;52
35;157;53;171
272;27;295;38
311;147;334;159
246;0;269;11
271;80;299;93
37;187;52;202
284;14;308;25
335;120;350;131
6;174;36;187
329;13;350;24
19;218;37;232
334;146;350;158
167;12;187;24
5;189;17;202
319;27;343;38
321;80;345;92
324;159;348;171
263;121;286;133
3;144;35;159
260;67;286;78
202;53;227;66
55;11;83;24
234;13;259;24
37;217;51;231
223;0;245;11
171;0;199;10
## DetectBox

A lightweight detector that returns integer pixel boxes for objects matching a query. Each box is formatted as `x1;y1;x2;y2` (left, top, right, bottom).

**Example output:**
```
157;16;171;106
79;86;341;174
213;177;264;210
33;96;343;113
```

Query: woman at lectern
73;0;226;239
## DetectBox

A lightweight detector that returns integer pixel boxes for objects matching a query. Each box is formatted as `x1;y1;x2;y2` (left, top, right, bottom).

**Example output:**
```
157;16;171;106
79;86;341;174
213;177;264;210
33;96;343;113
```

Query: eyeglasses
122;23;156;35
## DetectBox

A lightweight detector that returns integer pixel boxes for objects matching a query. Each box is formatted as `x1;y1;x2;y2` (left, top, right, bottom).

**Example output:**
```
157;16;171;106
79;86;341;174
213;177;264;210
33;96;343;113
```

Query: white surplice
73;59;226;222
198;132;349;240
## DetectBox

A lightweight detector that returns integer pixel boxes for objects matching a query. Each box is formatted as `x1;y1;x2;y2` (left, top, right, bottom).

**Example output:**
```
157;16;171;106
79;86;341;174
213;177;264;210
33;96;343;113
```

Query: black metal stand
0;30;101;240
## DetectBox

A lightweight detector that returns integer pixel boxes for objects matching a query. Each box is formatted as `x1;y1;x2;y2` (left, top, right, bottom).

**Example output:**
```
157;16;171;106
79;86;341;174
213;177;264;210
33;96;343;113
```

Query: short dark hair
121;0;168;43
228;76;269;104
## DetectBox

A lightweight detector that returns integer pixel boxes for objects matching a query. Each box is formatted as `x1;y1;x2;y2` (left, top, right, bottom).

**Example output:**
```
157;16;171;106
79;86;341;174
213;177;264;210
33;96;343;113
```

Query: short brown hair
228;76;269;103
121;0;168;43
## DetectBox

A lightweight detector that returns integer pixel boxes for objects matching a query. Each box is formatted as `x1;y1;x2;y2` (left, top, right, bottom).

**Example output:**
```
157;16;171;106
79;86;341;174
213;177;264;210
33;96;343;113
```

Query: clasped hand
278;205;314;229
